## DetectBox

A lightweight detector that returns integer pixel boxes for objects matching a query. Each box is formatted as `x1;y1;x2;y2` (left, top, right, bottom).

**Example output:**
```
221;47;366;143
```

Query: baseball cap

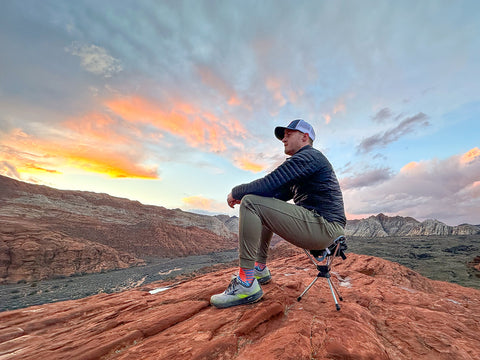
274;119;316;142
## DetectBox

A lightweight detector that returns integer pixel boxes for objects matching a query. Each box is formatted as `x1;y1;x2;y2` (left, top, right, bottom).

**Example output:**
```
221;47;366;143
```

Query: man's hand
227;192;241;208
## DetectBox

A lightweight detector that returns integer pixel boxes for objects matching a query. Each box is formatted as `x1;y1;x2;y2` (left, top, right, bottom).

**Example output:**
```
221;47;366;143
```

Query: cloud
196;64;241;106
321;94;352;124
340;167;392;190
65;41;122;78
357;112;430;154
0;126;158;180
182;195;227;213
461;147;480;164
105;96;248;154
371;107;392;123
343;147;480;225
0;160;20;179
63;113;124;142
233;155;267;173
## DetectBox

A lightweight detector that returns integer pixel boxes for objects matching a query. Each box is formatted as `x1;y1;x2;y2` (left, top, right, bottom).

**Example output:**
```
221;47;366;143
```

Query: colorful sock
238;267;254;286
254;262;266;271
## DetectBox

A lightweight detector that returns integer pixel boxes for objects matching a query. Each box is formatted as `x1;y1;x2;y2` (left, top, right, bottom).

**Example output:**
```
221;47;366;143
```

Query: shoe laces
225;277;240;293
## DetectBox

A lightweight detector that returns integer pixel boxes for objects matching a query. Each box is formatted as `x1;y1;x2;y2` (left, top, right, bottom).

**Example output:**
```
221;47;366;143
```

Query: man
210;119;346;308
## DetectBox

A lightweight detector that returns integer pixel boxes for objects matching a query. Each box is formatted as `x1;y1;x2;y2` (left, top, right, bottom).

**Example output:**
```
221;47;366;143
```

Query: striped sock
254;262;266;271
238;267;254;286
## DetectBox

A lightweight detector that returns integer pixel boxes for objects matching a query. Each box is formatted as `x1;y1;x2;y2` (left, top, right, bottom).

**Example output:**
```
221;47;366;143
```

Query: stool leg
297;276;319;301
327;278;341;311
329;277;343;302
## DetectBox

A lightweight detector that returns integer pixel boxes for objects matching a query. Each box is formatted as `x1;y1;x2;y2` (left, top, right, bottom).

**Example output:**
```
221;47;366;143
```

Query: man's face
282;129;306;155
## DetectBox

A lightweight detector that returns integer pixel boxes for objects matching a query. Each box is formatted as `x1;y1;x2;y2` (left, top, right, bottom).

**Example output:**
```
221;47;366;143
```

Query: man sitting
211;119;346;308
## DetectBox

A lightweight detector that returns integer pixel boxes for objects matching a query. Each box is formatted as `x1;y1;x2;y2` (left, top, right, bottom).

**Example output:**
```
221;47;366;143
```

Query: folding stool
297;236;347;310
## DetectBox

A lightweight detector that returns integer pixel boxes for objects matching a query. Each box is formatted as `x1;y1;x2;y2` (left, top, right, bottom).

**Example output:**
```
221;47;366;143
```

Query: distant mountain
2;174;478;283
0;175;238;283
346;213;480;237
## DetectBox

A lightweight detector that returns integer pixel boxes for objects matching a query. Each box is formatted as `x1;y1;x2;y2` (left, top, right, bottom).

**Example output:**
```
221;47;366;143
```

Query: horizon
1;1;479;226
3;173;478;227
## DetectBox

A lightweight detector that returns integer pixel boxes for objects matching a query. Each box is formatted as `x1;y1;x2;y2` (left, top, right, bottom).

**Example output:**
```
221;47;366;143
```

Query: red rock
0;253;479;359
0;221;144;284
0;175;237;283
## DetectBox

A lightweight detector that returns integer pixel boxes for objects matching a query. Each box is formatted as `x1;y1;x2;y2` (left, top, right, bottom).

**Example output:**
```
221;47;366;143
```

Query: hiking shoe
254;266;272;285
210;277;263;308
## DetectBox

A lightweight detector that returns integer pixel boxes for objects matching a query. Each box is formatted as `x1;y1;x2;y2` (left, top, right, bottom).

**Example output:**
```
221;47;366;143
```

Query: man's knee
240;194;258;206
240;194;269;212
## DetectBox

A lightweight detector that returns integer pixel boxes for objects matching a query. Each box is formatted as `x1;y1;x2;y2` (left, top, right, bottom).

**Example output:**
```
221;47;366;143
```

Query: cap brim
274;126;287;140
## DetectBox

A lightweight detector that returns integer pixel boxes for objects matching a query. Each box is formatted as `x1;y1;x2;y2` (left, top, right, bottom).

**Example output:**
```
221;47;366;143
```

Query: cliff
0;252;478;359
0;175;237;283
0;221;144;284
346;213;480;237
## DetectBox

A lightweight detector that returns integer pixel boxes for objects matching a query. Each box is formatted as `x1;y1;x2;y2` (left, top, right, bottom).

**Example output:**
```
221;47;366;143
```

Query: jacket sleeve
231;148;321;200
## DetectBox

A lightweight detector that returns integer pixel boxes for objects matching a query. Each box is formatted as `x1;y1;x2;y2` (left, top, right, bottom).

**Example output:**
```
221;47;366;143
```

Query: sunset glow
460;147;480;164
1;1;479;225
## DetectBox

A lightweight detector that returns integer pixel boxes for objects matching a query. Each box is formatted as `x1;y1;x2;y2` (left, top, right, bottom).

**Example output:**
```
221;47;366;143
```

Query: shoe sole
211;289;264;309
256;275;271;285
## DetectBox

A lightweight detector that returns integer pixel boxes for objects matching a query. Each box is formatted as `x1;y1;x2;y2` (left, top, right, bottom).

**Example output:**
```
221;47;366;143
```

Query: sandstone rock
0;175;238;283
0;221;144;284
0;253;479;359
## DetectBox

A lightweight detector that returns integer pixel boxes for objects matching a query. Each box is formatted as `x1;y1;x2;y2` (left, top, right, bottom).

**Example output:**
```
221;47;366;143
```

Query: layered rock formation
0;175;237;283
346;213;480;237
0;252;479;359
0;222;144;284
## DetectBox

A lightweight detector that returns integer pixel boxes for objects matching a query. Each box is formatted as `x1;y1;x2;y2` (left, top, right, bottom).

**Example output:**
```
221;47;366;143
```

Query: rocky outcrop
453;223;480;235
0;252;479;359
0;175;238;283
215;214;239;233
0;222;144;284
468;256;480;276
346;213;480;237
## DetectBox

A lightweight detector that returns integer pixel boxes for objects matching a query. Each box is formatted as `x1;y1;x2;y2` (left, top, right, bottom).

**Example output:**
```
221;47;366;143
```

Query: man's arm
230;147;321;202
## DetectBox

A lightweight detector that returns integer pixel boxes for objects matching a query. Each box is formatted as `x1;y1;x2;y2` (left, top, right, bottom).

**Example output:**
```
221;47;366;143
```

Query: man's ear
302;132;310;142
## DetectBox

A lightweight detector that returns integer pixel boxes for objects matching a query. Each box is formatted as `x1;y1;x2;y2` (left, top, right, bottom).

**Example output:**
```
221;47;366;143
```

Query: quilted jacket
231;145;346;227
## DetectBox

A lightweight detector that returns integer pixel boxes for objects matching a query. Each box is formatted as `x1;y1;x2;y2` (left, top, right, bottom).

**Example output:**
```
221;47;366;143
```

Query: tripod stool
297;236;347;310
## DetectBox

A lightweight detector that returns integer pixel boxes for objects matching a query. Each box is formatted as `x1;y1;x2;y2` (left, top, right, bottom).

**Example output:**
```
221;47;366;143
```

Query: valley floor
0;250;238;312
1;235;479;312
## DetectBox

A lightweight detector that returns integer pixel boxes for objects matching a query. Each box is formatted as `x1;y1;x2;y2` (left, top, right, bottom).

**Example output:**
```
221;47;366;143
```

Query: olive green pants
238;194;345;268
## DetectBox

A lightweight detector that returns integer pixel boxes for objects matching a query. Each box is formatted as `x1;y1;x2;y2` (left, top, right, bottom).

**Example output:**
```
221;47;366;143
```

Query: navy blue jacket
231;145;346;227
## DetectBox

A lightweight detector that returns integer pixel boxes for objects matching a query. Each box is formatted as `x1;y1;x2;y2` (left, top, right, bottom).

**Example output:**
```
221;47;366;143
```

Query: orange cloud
63;113;128;144
182;195;226;212
460;147;480;164
234;156;266;173
400;161;420;173
0;129;158;179
105;96;248;153
228;96;241;106
63;147;158;179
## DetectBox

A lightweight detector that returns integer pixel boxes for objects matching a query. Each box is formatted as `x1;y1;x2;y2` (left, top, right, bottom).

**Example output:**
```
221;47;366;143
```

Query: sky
1;0;479;226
